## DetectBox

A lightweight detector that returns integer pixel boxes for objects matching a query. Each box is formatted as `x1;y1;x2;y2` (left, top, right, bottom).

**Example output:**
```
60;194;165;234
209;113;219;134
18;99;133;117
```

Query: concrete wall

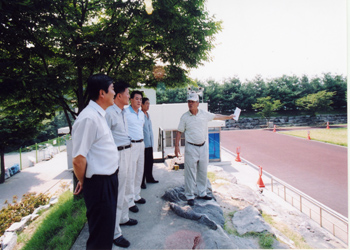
225;114;348;130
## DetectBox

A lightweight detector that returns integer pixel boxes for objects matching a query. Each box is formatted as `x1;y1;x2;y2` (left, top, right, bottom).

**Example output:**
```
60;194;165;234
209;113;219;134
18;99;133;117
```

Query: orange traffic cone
235;147;241;162
326;121;330;129
307;131;311;140
273;125;276;132
257;166;265;188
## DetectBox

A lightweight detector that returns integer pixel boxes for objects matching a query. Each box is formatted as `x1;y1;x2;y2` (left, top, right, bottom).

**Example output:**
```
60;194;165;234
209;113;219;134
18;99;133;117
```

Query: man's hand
174;131;182;157
74;181;83;195
175;145;181;158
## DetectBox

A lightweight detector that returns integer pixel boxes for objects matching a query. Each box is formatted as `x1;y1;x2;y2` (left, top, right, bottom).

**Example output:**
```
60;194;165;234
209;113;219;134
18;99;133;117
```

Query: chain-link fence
3;135;70;179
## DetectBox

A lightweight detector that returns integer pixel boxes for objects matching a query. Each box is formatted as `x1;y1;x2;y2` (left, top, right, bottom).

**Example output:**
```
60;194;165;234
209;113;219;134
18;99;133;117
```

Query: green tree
252;96;283;124
266;75;301;110
322;73;347;109
295;90;336;116
1;0;221;132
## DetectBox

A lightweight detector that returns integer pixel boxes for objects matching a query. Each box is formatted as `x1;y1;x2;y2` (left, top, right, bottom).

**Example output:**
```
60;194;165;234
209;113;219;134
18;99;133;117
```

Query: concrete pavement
0;152;73;209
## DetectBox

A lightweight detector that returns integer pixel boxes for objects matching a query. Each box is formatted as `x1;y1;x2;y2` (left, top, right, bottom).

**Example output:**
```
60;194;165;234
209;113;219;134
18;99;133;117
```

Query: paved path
0;152;73;209
220;129;348;217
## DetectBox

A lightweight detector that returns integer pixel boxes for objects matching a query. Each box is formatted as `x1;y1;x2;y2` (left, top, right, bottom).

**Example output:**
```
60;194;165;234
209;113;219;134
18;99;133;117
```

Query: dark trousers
142;147;155;184
83;171;118;250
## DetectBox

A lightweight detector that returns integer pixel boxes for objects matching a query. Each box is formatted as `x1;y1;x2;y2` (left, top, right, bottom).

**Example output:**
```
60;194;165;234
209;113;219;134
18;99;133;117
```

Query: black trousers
142;147;155;184
83;171;118;250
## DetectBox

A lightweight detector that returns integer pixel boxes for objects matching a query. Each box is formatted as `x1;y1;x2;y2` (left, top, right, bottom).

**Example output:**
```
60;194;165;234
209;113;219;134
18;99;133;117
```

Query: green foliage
21;191;86;250
0;192;51;236
252;96;283;123
295;90;336;116
158;74;346;116
0;0;221;130
258;233;275;249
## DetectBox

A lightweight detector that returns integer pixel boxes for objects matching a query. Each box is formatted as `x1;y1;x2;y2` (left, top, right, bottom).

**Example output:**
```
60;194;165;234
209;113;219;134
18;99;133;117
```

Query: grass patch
243;232;275;249
262;213;311;249
223;211;239;236
207;172;217;183
19;191;86;250
279;128;347;146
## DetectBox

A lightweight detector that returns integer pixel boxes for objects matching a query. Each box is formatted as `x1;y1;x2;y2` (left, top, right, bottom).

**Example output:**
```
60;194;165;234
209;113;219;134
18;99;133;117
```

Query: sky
188;0;347;82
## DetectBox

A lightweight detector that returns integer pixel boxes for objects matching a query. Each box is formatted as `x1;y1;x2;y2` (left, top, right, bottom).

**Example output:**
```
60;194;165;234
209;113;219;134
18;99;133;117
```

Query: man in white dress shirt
175;92;234;207
72;74;119;250
105;81;137;248
125;90;146;213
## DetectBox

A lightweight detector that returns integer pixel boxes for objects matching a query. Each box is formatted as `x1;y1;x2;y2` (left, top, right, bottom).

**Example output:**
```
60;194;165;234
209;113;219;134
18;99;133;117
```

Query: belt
187;141;205;147
131;139;143;143
117;144;131;151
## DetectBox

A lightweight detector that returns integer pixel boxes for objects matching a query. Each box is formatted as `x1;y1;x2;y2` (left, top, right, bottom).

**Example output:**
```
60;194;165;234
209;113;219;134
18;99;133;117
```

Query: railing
4;135;69;172
155;127;165;163
222;147;348;244
270;176;348;244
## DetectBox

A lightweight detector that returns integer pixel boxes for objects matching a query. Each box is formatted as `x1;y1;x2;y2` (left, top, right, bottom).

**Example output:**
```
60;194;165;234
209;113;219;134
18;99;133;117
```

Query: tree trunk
0;148;5;184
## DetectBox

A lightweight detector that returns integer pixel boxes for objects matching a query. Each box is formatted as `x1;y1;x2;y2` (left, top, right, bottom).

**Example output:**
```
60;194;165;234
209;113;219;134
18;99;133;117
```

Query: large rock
162;185;225;230
232;205;274;235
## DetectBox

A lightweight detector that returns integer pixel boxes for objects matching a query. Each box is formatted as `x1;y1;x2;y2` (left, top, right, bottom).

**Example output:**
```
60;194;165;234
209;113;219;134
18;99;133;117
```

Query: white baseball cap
187;92;199;102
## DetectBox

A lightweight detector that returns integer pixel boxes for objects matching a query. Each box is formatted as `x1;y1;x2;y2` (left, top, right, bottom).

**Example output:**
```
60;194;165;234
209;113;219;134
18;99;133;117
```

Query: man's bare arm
73;155;87;195
214;114;234;120
174;131;182;157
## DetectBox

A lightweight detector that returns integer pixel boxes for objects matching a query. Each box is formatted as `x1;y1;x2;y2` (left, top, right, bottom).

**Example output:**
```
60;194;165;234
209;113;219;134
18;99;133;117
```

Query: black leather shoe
135;198;146;204
141;183;146;189
198;195;212;200
113;235;130;248
147;179;159;183
120;218;138;226
187;199;194;206
129;205;139;213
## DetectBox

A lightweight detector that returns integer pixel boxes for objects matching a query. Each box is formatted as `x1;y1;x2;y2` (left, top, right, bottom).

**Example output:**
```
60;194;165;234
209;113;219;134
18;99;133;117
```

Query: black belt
131;139;143;143
118;144;131;151
187;141;205;147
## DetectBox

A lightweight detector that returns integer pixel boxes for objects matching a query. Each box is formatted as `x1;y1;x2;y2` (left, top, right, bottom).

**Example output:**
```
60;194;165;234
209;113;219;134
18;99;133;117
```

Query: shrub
0;192;51;236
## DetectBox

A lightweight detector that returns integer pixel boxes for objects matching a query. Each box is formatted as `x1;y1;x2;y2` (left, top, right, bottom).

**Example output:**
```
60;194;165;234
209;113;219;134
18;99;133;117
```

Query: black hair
130;90;143;99
142;97;149;104
114;80;130;97
87;74;114;101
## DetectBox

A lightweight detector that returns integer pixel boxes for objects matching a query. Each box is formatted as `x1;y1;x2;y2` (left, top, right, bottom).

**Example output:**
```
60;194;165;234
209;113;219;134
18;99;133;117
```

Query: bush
0;192;51;236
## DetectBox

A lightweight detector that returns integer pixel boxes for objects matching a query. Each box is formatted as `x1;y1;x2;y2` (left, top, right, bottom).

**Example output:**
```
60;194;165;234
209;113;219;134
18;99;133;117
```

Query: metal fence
3;135;69;174
222;147;348;245
270;176;348;244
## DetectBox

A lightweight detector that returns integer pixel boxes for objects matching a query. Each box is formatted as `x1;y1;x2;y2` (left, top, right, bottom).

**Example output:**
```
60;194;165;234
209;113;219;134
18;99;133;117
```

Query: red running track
221;129;348;217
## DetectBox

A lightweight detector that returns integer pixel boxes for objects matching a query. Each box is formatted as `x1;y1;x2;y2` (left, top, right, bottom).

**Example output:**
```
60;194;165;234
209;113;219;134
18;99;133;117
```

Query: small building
148;102;225;162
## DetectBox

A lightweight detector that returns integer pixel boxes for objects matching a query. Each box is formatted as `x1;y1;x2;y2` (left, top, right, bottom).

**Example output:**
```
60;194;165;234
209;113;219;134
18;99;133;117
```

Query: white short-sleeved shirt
177;109;215;144
125;105;145;141
72;100;119;178
105;104;131;147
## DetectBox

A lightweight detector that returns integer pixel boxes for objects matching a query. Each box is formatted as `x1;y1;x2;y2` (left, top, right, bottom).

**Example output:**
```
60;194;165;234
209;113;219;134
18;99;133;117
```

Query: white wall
139;87;156;104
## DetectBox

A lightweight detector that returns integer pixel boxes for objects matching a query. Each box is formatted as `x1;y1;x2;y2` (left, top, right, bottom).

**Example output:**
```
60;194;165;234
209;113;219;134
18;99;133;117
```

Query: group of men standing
71;74;233;250
72;74;157;249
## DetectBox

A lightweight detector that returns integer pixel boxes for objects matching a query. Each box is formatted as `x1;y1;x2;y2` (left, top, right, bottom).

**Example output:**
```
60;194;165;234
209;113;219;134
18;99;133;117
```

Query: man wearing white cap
174;92;234;206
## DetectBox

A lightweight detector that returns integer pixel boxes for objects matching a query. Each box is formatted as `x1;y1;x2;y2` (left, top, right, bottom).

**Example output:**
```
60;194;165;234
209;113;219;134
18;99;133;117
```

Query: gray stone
162;185;225;230
232;205;274;235
6;220;26;232
49;197;58;206
169;202;219;230
33;204;50;215
2;232;17;250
